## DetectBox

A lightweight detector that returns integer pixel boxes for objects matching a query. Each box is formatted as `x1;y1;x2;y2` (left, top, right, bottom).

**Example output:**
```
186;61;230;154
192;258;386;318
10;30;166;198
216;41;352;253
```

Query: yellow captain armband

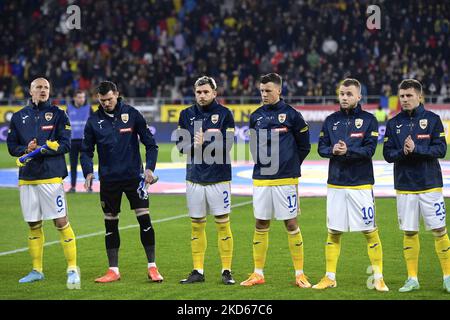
65;125;71;130
300;126;309;133
226;128;235;132
46;140;60;151
371;131;379;137
384;137;388;142
319;131;324;137
440;132;446;137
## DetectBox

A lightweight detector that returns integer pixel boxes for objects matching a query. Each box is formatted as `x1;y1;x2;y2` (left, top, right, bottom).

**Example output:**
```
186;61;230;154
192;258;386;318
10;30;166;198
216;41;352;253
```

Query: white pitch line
0;200;253;257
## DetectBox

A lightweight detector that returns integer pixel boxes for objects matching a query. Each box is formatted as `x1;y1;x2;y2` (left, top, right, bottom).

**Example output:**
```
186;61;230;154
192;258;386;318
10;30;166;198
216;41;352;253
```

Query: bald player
7;78;81;289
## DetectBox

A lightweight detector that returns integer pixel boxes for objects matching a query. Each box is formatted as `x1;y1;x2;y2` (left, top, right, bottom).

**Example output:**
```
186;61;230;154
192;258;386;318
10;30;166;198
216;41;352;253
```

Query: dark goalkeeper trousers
69;139;82;188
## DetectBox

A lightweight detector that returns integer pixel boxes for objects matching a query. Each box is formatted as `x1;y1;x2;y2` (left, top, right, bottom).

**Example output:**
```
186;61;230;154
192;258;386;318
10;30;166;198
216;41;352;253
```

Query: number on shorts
362;207;374;220
287;194;297;209
434;202;446;216
223;191;229;205
56;195;63;208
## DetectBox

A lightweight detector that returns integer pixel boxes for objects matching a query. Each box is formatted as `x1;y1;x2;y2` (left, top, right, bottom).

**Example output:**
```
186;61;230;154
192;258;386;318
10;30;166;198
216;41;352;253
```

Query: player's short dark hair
74;89;85;95
260;73;282;86
399;79;423;95
341;78;361;90
97;81;118;95
194;76;217;90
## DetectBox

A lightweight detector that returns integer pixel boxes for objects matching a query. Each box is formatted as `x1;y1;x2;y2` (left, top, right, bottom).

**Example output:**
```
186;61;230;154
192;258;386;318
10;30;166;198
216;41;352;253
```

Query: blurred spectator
0;0;449;100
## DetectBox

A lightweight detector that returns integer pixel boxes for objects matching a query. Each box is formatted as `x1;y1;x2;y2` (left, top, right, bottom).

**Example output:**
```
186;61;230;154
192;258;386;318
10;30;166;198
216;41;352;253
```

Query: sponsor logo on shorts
120;127;132;133
221;236;231;241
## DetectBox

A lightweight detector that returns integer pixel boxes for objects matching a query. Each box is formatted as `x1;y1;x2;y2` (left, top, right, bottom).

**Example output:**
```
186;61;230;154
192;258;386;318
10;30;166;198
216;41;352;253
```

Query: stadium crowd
0;0;449;101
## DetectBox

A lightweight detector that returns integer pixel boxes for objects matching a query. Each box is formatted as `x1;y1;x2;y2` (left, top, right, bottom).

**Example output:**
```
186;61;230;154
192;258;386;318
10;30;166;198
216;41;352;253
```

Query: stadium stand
0;0;449;102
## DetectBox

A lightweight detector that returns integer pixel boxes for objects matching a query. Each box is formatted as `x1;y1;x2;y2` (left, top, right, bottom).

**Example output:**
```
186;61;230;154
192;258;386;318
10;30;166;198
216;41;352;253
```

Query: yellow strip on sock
435;233;450;277
287;228;304;271
364;229;383;275
325;232;341;274
28;226;44;273
403;233;420;278
215;219;233;271
253;228;269;270
58;223;77;270
191;219;207;271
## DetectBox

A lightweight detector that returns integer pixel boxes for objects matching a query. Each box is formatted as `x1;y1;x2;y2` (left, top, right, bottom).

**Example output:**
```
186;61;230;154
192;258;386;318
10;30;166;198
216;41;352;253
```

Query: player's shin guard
28;224;44;273
325;232;341;275
364;229;383;276
215;217;233;271
434;231;450;277
253;228;269;271
403;233;420;279
191;219;207;271
105;218;120;267
57;223;77;271
287;227;304;272
136;212;156;263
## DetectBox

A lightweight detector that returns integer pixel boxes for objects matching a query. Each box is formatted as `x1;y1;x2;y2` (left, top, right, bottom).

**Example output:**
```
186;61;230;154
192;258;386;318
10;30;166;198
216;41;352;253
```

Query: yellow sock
191;219;207;271
364;229;383;275
325;232;341;275
253;228;269;271
287;228;304;271
215;217;233;271
434;233;450;277
58;223;77;271
403;233;420;278
28;224;44;273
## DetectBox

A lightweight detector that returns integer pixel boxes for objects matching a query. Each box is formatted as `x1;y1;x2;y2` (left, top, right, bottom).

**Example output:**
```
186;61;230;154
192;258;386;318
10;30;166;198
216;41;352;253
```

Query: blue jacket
176;100;235;184
67;102;92;140
81;98;158;182
7;100;71;183
383;104;446;192
249;99;310;185
318;104;379;187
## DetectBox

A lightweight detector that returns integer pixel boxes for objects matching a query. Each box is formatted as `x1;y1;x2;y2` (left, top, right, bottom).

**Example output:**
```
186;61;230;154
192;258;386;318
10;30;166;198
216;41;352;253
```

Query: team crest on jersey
355;118;363;129
45;112;53;121
278;113;286;123
419;119;428;130
211;114;219;124
121;113;129;123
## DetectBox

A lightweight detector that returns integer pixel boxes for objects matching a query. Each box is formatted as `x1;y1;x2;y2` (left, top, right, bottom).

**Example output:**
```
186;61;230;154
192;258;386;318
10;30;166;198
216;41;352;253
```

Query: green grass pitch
0;143;449;300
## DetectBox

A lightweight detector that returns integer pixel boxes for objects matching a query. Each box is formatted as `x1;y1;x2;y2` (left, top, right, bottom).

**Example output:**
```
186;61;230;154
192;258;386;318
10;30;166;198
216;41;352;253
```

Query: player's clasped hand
27;138;39;153
403;135;415;155
332;140;347;155
194;131;204;148
144;169;154;184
